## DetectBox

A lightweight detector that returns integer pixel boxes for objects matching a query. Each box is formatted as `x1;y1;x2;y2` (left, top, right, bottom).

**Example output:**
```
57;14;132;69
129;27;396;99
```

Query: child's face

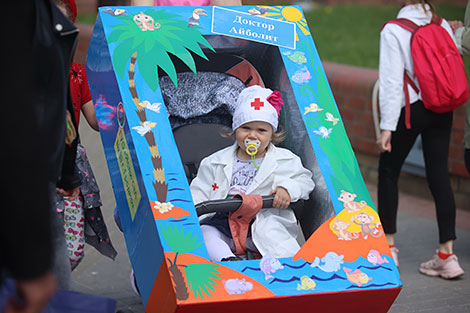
235;121;273;159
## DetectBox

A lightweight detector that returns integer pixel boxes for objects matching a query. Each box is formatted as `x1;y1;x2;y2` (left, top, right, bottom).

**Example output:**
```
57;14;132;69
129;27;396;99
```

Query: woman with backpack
376;0;465;279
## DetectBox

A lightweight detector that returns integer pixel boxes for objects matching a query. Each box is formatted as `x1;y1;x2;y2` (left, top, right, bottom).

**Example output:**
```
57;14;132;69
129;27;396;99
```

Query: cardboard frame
86;5;401;313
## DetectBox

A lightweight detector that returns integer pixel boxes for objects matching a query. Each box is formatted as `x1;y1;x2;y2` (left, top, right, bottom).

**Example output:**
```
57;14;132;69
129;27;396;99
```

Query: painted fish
283;51;307;64
297;275;316;291
343;267;372;287
260;255;284;280
367;249;389;266
310;252;344;272
291;67;311;84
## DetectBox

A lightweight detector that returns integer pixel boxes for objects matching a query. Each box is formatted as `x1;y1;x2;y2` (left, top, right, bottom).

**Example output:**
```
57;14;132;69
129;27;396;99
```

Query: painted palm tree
107;9;214;202
161;223;220;300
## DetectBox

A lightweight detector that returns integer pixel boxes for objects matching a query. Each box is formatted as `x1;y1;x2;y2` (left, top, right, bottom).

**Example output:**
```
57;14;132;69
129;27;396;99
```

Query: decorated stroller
86;5;401;313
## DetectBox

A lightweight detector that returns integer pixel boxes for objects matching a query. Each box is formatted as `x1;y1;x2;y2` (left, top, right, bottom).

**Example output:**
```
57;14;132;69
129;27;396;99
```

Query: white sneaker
130;270;140;295
390;246;399;268
419;251;464;279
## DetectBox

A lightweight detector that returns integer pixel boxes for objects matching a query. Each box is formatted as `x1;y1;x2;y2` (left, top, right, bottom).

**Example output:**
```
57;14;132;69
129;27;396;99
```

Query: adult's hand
448;20;464;33
5;272;57;313
376;130;392;153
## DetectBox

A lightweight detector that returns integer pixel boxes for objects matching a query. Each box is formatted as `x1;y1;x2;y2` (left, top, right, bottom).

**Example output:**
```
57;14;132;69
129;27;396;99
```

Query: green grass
304;3;468;69
77;3;468;70
76;13;98;25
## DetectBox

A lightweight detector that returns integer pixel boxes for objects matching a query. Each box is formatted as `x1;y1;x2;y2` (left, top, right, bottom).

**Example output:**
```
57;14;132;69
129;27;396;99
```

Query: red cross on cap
250;98;264;110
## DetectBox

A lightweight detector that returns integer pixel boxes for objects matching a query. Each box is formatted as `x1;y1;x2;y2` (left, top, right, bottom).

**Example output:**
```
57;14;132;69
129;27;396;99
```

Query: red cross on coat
212;183;219;191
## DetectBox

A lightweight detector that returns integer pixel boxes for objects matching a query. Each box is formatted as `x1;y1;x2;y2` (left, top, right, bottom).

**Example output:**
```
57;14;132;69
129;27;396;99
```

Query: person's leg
420;111;456;245
465;148;470;176
49;183;72;290
378;106;420;236
201;225;235;261
419;111;463;279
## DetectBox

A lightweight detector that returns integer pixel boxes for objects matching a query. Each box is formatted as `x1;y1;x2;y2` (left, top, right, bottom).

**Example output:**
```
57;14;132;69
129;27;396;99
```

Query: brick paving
73;123;470;313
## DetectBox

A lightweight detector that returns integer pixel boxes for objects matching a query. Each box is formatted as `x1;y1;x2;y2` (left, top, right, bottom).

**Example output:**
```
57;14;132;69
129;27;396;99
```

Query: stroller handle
195;195;304;216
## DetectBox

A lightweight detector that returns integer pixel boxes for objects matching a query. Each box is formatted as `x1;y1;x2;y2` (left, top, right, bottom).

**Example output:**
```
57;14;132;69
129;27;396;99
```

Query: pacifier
244;139;260;156
244;139;261;169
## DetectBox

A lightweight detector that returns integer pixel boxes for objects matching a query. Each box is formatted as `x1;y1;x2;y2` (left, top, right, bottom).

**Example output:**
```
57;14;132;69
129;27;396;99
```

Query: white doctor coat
190;142;315;258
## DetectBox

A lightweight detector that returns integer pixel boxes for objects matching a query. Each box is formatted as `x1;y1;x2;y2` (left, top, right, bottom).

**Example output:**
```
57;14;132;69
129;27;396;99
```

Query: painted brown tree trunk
127;51;169;202
128;51;146;122
169;263;189;300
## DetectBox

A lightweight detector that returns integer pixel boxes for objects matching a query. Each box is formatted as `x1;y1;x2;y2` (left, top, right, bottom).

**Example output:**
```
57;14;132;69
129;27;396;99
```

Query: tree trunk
126;51;168;202
169;264;189;300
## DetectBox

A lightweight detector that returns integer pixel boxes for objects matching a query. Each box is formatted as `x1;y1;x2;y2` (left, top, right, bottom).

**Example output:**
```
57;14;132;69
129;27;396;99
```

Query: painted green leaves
185;263;220;299
161;223;202;254
161;223;221;300
108;9;214;90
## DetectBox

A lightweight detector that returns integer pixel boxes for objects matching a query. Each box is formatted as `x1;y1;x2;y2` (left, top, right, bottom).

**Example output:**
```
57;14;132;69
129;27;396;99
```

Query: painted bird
313;126;332;139
325;112;339;125
304;103;323;115
188;8;207;27
248;6;269;16
140;100;161;113
103;8;126;16
132;121;157;136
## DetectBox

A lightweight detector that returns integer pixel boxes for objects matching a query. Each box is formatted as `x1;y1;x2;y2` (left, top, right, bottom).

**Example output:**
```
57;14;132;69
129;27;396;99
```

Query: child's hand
56;186;81;201
270;187;291;209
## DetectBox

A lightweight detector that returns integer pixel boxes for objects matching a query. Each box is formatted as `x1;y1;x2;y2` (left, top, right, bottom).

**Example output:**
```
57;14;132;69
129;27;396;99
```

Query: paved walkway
73;124;470;313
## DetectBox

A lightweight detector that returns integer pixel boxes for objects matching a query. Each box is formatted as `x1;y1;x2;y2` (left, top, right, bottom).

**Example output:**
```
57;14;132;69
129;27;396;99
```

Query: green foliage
184;263;220;299
160;223;202;255
76;12;98;25
107;9;214;89
304;3;467;70
82;4;466;70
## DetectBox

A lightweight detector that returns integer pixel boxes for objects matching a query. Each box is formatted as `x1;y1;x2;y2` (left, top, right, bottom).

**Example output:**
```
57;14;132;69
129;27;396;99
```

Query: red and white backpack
383;16;468;129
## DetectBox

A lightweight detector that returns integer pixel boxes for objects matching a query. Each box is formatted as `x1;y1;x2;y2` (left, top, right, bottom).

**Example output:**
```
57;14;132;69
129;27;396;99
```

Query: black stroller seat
172;123;233;181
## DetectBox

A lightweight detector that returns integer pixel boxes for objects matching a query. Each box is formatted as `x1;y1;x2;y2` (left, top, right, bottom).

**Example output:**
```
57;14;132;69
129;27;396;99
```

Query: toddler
190;85;314;261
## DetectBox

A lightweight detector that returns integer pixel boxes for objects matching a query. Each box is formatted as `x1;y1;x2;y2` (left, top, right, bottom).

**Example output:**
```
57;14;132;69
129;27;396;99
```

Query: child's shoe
390;246;399;268
419;251;464;279
221;256;243;261
130;270;140;295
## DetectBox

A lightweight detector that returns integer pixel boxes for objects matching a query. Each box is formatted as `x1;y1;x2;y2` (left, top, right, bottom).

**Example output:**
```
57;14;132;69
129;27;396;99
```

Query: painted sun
256;6;310;40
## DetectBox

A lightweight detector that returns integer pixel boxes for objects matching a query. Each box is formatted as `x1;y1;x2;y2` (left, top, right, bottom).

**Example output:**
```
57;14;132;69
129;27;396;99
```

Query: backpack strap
431;15;443;25
381;18;419;32
403;73;419;130
382;18;424;129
